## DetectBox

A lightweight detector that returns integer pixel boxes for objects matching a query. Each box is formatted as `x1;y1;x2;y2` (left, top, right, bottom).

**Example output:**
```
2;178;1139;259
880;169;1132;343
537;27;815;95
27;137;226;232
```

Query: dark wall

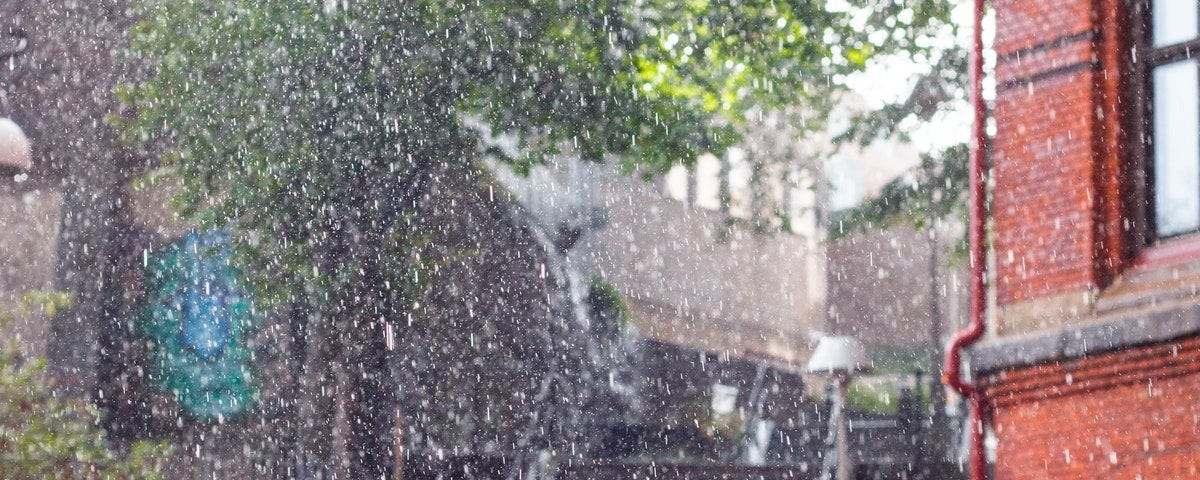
3;1;145;403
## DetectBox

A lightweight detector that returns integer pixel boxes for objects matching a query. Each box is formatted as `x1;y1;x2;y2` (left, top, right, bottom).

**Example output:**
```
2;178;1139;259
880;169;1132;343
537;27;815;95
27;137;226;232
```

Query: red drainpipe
942;0;988;478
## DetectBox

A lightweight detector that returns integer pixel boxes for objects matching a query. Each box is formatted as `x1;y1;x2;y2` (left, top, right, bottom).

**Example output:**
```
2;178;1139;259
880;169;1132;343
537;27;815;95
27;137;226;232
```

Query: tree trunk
345;260;397;479
49;149;124;399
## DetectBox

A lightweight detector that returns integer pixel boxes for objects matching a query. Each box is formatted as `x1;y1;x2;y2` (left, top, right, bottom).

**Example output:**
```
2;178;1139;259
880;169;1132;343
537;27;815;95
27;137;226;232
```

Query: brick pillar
991;0;1131;334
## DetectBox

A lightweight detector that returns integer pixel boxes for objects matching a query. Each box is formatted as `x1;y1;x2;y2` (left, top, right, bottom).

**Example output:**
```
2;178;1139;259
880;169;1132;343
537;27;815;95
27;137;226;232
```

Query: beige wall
578;170;824;363
826;223;967;351
0;186;62;359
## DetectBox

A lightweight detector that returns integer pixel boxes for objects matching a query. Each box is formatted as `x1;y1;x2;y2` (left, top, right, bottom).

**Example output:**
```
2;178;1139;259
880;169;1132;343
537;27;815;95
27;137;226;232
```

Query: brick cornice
996;60;1098;93
995;29;1098;63
994;29;1097;89
981;333;1200;408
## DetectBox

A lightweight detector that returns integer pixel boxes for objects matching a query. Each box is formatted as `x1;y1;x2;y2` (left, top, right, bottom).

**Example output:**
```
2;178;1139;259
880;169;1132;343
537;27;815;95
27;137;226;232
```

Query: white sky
842;1;993;153
827;1;994;210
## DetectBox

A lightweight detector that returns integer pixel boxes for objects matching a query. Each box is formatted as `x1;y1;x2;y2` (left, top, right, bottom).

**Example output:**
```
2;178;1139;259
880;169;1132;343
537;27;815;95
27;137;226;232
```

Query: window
1145;0;1200;238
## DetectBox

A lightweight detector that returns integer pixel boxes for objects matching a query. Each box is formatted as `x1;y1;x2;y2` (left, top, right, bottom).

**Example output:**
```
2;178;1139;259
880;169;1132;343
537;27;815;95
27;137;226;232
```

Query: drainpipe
942;0;988;479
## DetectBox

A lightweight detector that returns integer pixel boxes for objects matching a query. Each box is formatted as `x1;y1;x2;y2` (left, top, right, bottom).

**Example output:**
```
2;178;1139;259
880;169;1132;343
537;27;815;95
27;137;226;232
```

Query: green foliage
116;0;955;306
844;381;897;414
844;377;931;416
114;1;956;470
867;344;935;375
827;143;968;258
0;293;171;479
587;276;630;326
834;48;968;147
682;399;744;449
827;44;971;253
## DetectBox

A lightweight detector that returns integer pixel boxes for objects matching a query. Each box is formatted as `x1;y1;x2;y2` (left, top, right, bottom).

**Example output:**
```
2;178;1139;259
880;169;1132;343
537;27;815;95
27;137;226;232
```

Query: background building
825;138;968;366
498;148;826;365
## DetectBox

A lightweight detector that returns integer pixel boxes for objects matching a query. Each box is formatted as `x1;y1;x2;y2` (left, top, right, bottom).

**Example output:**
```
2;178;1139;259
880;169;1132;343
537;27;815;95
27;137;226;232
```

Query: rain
2;0;1192;479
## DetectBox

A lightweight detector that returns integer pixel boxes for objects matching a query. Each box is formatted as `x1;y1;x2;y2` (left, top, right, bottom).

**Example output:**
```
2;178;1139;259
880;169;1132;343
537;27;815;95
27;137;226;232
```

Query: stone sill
976;235;1200;374
973;301;1200;374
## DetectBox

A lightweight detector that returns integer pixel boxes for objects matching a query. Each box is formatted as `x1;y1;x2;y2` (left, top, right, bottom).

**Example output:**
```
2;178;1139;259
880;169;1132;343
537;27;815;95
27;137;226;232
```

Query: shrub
0;292;171;479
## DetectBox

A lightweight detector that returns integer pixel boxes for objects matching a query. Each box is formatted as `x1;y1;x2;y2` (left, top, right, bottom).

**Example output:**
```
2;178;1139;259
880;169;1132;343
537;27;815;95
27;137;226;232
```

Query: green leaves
118;0;956;329
828;45;969;251
828;143;968;240
0;294;171;480
112;1;959;470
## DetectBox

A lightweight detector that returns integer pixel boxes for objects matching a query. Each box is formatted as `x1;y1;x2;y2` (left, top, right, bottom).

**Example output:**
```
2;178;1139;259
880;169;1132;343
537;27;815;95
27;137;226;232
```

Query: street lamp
0;117;30;173
807;335;873;480
0;28;30;174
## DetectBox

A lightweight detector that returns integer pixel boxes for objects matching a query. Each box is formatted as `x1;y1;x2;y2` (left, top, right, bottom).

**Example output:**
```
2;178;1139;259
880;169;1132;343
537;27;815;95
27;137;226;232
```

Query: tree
828;143;968;244
118;0;954;476
829;45;971;241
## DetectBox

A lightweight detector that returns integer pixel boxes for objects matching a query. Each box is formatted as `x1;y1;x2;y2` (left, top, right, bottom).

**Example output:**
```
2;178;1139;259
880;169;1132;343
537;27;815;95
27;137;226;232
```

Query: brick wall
982;335;1200;479
992;0;1131;310
826;224;967;351
976;0;1200;478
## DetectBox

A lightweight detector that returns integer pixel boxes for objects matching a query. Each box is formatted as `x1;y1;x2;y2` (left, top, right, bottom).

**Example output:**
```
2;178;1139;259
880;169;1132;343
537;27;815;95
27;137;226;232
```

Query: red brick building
974;0;1200;478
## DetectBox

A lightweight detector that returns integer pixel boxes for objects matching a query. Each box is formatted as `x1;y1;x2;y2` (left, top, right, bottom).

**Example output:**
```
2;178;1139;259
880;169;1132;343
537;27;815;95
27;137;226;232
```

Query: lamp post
807;335;873;480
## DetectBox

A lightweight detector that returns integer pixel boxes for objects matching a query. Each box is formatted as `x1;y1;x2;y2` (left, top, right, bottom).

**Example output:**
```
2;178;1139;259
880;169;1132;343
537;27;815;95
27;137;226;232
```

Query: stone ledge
972;302;1200;374
995;288;1095;336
